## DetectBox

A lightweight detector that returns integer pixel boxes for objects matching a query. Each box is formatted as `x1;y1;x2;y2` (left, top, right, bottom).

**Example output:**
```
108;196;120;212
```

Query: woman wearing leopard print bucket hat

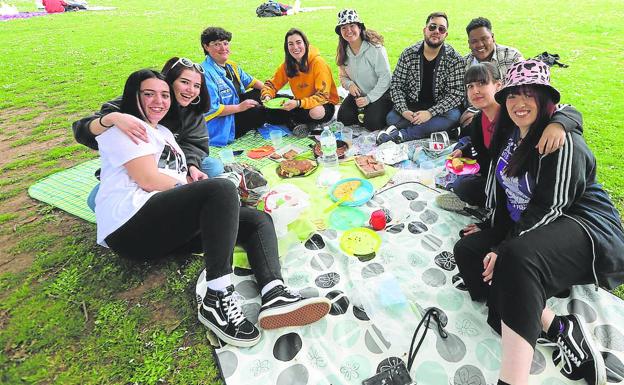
335;9;392;130
453;59;624;385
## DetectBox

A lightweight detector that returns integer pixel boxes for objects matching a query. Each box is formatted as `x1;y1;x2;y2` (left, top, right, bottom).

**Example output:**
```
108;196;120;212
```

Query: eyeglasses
427;23;447;34
172;57;205;74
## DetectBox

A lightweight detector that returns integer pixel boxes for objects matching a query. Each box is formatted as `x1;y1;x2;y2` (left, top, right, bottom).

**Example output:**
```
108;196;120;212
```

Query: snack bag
223;163;269;207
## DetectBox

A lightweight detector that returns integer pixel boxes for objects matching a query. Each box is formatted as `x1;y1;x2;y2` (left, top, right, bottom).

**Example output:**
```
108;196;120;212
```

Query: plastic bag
223;163;269;207
259;184;309;237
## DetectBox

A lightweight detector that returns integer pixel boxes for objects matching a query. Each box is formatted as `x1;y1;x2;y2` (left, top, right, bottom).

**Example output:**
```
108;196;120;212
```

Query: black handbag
361;307;448;385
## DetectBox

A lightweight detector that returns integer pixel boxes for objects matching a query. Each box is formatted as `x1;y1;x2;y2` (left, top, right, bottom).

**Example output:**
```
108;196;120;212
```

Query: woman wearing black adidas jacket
453;60;624;385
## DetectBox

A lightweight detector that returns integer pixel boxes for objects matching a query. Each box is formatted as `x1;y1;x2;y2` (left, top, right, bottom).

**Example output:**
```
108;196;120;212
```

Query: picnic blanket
213;182;624;385
28;158;100;223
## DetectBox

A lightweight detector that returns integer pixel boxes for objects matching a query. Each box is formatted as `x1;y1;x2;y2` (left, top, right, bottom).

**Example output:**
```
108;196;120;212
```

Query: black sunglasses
427;23;447;33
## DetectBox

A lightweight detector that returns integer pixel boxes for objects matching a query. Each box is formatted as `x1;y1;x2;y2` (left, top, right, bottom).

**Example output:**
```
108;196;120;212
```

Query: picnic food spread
277;159;317;178
355;155;385;178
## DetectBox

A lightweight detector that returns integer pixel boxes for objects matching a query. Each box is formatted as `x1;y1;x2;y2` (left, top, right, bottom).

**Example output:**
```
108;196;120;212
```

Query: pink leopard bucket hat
494;59;560;104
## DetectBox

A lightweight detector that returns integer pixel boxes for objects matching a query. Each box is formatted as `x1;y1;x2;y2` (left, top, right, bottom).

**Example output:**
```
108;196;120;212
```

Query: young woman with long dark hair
334;9;392;130
261;28;339;131
453;60;624;385
95;69;330;348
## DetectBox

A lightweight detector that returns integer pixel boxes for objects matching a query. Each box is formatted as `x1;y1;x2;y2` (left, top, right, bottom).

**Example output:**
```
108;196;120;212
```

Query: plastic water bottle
320;126;339;168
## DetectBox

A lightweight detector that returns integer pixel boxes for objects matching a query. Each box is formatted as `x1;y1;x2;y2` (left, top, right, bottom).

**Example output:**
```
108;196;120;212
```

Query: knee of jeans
443;108;462;123
386;109;400;125
201;157;224;177
453;238;472;266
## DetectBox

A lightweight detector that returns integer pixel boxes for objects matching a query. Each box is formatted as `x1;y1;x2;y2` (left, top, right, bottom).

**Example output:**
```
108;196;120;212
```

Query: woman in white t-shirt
96;69;330;348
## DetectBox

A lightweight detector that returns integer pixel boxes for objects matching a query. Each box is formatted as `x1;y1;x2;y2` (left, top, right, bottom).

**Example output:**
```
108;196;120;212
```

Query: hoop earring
191;96;200;105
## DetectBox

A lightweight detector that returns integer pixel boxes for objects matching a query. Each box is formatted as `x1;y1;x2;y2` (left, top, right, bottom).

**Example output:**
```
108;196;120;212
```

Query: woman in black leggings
95;69;330;348
453;60;624;385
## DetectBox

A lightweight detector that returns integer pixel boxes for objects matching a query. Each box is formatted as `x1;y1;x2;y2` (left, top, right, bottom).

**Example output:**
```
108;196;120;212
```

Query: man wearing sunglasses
378;12;464;144
459;17;523;128
200;26;267;147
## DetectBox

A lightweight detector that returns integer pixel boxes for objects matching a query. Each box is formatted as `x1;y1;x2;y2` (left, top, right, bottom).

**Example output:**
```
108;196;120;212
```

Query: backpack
533;51;569;68
256;1;283;17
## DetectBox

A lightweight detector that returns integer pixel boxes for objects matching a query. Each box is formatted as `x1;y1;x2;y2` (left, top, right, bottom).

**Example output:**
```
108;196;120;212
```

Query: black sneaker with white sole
258;285;331;330
553;314;606;385
198;285;261;347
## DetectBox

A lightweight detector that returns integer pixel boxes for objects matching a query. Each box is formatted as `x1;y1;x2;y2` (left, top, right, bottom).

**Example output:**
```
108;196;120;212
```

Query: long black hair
335;25;384;66
120;69;178;125
284;28;310;78
162;57;210;114
490;85;556;177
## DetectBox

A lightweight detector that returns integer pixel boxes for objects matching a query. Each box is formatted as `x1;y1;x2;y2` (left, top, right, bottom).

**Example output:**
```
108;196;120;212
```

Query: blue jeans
87;156;225;212
386;107;461;141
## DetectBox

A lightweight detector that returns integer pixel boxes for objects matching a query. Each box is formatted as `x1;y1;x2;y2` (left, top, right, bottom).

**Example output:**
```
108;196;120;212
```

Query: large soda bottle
319;126;339;168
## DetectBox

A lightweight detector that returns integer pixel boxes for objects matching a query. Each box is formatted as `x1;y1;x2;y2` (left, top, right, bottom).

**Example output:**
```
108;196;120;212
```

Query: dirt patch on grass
116;271;167;303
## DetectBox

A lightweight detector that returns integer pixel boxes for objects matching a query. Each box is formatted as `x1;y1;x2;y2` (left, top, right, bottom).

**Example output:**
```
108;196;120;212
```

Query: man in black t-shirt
378;12;465;144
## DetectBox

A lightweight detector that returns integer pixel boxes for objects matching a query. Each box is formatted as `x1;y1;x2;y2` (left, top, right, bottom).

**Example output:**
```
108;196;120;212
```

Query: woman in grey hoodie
335;9;392;130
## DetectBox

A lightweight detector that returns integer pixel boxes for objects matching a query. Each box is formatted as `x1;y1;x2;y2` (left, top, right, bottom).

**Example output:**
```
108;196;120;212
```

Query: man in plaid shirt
459;16;523;128
378;11;464;144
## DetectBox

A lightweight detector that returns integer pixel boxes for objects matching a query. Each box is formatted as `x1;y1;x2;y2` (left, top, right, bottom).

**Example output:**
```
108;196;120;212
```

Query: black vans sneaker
553;314;606;385
198;285;261;347
258;285;330;330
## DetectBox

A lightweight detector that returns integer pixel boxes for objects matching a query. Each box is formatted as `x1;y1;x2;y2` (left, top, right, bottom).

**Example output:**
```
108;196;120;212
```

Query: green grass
1;0;623;383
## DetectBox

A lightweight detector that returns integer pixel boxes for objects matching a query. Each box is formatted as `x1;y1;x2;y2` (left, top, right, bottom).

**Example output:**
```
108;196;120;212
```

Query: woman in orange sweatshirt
262;28;339;133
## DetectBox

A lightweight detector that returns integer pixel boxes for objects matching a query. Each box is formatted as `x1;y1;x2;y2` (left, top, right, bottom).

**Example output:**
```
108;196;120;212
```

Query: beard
425;36;444;49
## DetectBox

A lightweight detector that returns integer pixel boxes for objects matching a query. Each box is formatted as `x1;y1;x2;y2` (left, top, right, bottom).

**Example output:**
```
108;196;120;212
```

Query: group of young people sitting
71;9;624;385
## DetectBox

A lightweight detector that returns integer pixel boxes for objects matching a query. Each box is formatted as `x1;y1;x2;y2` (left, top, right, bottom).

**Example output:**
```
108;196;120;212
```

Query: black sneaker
258;285;330;330
553;314;606;385
198;285;261;347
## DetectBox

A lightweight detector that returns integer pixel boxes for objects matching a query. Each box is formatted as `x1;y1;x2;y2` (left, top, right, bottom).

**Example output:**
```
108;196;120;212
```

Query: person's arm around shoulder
536;105;584;155
72;97;122;149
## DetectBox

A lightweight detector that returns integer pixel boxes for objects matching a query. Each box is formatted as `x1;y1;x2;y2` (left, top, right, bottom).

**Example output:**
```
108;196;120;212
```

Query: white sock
261;279;284;296
207;275;232;292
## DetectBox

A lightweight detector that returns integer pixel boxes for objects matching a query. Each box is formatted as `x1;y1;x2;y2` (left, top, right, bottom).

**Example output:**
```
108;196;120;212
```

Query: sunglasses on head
172;57;205;74
427;23;447;33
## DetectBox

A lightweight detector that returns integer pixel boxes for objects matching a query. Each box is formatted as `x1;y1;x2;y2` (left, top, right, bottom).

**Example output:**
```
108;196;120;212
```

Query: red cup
369;210;387;231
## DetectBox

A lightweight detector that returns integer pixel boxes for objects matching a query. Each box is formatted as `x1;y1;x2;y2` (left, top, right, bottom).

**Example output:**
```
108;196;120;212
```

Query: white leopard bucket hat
335;9;365;34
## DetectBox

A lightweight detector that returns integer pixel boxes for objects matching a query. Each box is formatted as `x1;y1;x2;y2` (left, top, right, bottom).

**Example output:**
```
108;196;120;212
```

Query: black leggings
266;103;335;127
453;216;594;346
337;92;392;131
105;178;283;287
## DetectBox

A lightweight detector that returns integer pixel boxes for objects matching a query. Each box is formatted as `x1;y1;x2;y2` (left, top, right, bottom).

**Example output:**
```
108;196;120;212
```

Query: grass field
1;0;623;383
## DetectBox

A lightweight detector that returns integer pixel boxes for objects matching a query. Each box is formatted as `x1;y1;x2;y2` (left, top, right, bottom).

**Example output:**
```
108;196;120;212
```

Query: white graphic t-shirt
95;122;188;246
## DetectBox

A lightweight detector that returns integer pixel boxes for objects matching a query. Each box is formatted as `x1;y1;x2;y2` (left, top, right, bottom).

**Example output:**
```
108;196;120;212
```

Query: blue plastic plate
329;177;374;206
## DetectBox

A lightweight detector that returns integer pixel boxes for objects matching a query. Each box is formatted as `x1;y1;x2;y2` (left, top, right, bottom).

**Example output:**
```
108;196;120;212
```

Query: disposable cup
340;126;353;147
220;149;235;164
270;129;283;149
419;160;436;187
